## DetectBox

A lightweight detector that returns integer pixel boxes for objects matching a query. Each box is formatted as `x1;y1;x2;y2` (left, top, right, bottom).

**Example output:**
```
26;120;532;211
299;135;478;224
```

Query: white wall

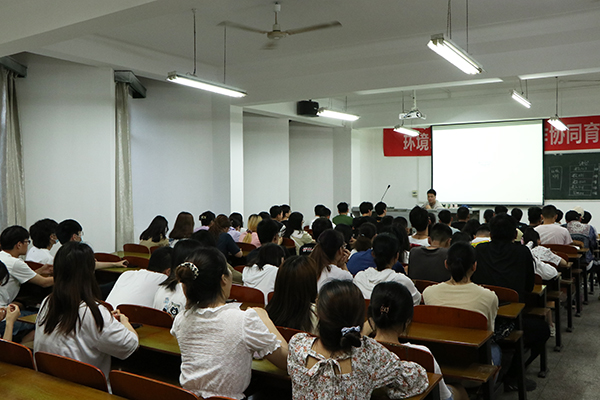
18;54;117;252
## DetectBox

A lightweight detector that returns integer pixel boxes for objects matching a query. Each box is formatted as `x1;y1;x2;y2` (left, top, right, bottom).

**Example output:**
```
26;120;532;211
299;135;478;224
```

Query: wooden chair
234;265;245;273
25;261;42;271
123;243;150;254
276;326;306;342
482;284;519;303
379;341;435;372
34;351;108;392
229;284;265;306
109;370;197;400
412;305;488;330
267;291;274;303
124;255;149;269
414;279;438;294
236;242;257;252
149;246;160;254
94;252;122;263
0;338;35;369
281;237;296;253
116;304;173;328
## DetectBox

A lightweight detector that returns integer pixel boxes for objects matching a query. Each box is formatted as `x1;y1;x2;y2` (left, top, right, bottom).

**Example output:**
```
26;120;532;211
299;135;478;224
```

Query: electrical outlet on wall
412;190;418;197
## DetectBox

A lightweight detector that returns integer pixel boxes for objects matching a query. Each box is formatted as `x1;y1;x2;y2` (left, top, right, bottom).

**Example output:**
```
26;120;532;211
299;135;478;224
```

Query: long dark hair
39;242;104;335
266;256;318;333
310;229;345;276
176;247;229;308
372;233;400;271
353;222;377;252
256;243;286;270
446;241;476;282
0;261;8;286
368;281;413;334
140;215;168;242
283;212;304;238
161;239;203;291
208;214;230;239
170;212;194;239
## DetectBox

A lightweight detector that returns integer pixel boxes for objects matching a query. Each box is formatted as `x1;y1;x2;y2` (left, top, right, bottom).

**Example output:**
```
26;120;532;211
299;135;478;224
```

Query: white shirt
0;251;37;307
171;303;281;400
316;264;353;291
34;298;139;380
526;243;560;280
106;269;167;308
409;236;430;247
353;268;421;305
242;264;279;304
153;283;187;317
534;224;572;245
25;247;54;264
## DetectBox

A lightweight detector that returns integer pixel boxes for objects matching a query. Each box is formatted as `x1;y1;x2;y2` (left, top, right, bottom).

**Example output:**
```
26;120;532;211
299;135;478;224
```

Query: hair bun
340;331;362;348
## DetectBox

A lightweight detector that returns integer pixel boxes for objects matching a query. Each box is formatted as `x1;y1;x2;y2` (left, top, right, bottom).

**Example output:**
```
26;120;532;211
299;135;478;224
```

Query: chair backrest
34;351;108;392
414;279;438;294
412;305;488;330
236;242;257;252
276;326;307;342
116;304;173;328
0;338;35;369
123;243;150;254
229;284;265;305
281;237;296;249
149;246;160;254
25;261;42;271
534;274;543;285
94;252;122;263
267;291;274;303
543;244;578;256
481;284;519;303
554;251;570;263
379;341;435;372
234;265;245;273
109;370;197;400
124;255;149;269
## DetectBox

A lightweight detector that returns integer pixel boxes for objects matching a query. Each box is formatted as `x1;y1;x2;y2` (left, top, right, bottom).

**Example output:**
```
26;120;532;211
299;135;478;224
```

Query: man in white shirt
534;205;573;245
26;218;58;264
423;189;444;210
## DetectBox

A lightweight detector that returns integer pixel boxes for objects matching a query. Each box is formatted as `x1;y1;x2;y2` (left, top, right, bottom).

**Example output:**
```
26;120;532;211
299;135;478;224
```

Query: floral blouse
288;333;428;400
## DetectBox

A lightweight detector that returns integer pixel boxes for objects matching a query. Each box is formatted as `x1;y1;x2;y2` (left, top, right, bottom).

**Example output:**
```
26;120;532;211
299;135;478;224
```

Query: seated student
240;214;262;248
408;206;430;247
35;242;138;379
246;219;283;264
522;228;561;280
565;209;596;268
266;256;319;334
26;218;59;264
270;205;284;222
283;212;314;255
438;209;459;234
451;231;472;244
556;209;564;225
334;223;355;251
139;215;169;249
495;205;508;215
527;206;543;228
471;224;491;247
369;281;466;400
423;188;444;210
169;212;195;247
280;204;291;221
347;222;378;275
171;247;287;399
299;217;332;255
379;224;411;267
106;246;172;308
353;201;377;228
243;243;285;304
195;210;215;232
375;201;387;223
461;219;481;240
511;208;529;233
451;206;470;231
309;204;326;229
287;280;428;400
534;205;573;245
408;223;452;283
228;213;244;242
354;233;421;305
310;229;353;290
332;201;353;226
209;215;242;261
483;209;495;224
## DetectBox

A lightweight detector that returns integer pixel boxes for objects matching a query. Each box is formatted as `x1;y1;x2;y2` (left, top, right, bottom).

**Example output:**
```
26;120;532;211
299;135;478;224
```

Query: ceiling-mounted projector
399;109;426;120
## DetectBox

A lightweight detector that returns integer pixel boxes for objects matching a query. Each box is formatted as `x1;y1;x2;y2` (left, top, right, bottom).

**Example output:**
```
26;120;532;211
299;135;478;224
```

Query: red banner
383;127;432;156
544;115;600;152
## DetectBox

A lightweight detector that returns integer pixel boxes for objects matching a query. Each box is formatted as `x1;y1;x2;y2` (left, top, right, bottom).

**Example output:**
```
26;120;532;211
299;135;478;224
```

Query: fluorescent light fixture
511;90;531;108
427;34;483;75
167;72;247;98
393;125;420;137
317;108;360;121
548;116;568;131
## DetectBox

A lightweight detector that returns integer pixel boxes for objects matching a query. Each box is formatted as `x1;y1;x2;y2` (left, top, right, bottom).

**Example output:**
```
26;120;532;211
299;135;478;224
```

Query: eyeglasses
22;239;31;245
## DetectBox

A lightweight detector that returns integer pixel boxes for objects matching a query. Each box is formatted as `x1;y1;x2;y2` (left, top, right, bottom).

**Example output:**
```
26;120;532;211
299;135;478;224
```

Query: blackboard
545;153;600;199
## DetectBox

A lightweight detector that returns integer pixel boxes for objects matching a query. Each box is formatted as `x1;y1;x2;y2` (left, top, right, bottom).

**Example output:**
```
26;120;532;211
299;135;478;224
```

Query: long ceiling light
549;77;568;131
428;34;483;75
167;72;246;98
317;108;360;121
511;90;531;108
393;125;420;137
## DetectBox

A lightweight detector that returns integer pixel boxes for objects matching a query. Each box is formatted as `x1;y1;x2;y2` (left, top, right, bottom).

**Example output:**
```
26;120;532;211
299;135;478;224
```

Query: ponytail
446;241;476;282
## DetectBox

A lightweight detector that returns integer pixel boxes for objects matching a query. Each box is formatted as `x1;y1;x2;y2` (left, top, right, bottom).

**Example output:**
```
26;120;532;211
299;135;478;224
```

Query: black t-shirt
451;221;467;230
408;247;451;282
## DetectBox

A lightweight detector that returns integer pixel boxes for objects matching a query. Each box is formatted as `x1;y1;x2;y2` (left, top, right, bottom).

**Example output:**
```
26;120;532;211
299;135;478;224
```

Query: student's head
393;216;409;232
190;230;217;248
565;210;581;223
483;209;495;223
489;213;517;242
170;212;194;239
437;209;452;225
494;205;508;215
286;212;304;233
353;222;377;252
314;204;326;216
0;225;30;252
257;219;281;245
337;202;349;214
409;206;429;232
247;214;262;232
317;280;365;353
176;247;230;308
161;239;204;292
428;212;437;225
475;224;491;237
270;205;283;220
451;231;472;244
199;211;216;227
266;255;318;332
375;201;387;217
429;223;452;247
427;189;437;204
583;211;593;224
445;241;477;282
511;208;523;223
379;216;394;230
139;215;168;242
541;205;558;222
311;217;333;240
208;214;231;237
456;206;469;221
56;219;83;244
368;281;413;334
259;211;272;221
29;218;58;249
556;209;564;224
147;246;173;273
372;233;400;271
280;204;291;219
462;219;481;239
256;243;285;270
523;228;541;248
310;229;346;275
334;224;353;248
359;201;373;216
229;212;243;229
317;206;331;218
378;224;410;253
528;206;543;225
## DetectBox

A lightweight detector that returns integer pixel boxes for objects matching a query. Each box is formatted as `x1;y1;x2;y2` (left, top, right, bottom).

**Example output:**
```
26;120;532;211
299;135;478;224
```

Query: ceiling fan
219;2;342;50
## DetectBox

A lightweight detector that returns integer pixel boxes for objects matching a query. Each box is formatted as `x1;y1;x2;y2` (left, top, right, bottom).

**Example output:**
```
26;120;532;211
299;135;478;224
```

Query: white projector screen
432;120;543;205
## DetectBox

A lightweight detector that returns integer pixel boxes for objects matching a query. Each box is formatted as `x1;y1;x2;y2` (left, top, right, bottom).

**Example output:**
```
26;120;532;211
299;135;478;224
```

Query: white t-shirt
242;264;278;304
409;236;430;247
25;247;54;264
105;269;167;308
526;243;560;280
353;268;421;305
34;298;139;380
0;251;37;307
534;224;572;245
170;303;281;400
153;283;187;317
316;264;353;291
402;342;453;400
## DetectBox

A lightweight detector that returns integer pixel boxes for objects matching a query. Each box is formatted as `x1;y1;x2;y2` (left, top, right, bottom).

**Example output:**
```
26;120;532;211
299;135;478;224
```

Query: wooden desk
17;313;37;325
115;251;151;259
498;302;525;322
0;361;126;400
372;372;442;400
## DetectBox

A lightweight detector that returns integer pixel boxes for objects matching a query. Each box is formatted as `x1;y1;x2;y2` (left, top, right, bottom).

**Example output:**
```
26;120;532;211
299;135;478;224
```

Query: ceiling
3;0;600;129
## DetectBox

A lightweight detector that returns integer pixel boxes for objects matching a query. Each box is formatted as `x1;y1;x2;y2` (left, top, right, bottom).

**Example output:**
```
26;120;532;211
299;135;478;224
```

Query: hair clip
179;262;199;280
380;306;390;314
341;326;360;336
